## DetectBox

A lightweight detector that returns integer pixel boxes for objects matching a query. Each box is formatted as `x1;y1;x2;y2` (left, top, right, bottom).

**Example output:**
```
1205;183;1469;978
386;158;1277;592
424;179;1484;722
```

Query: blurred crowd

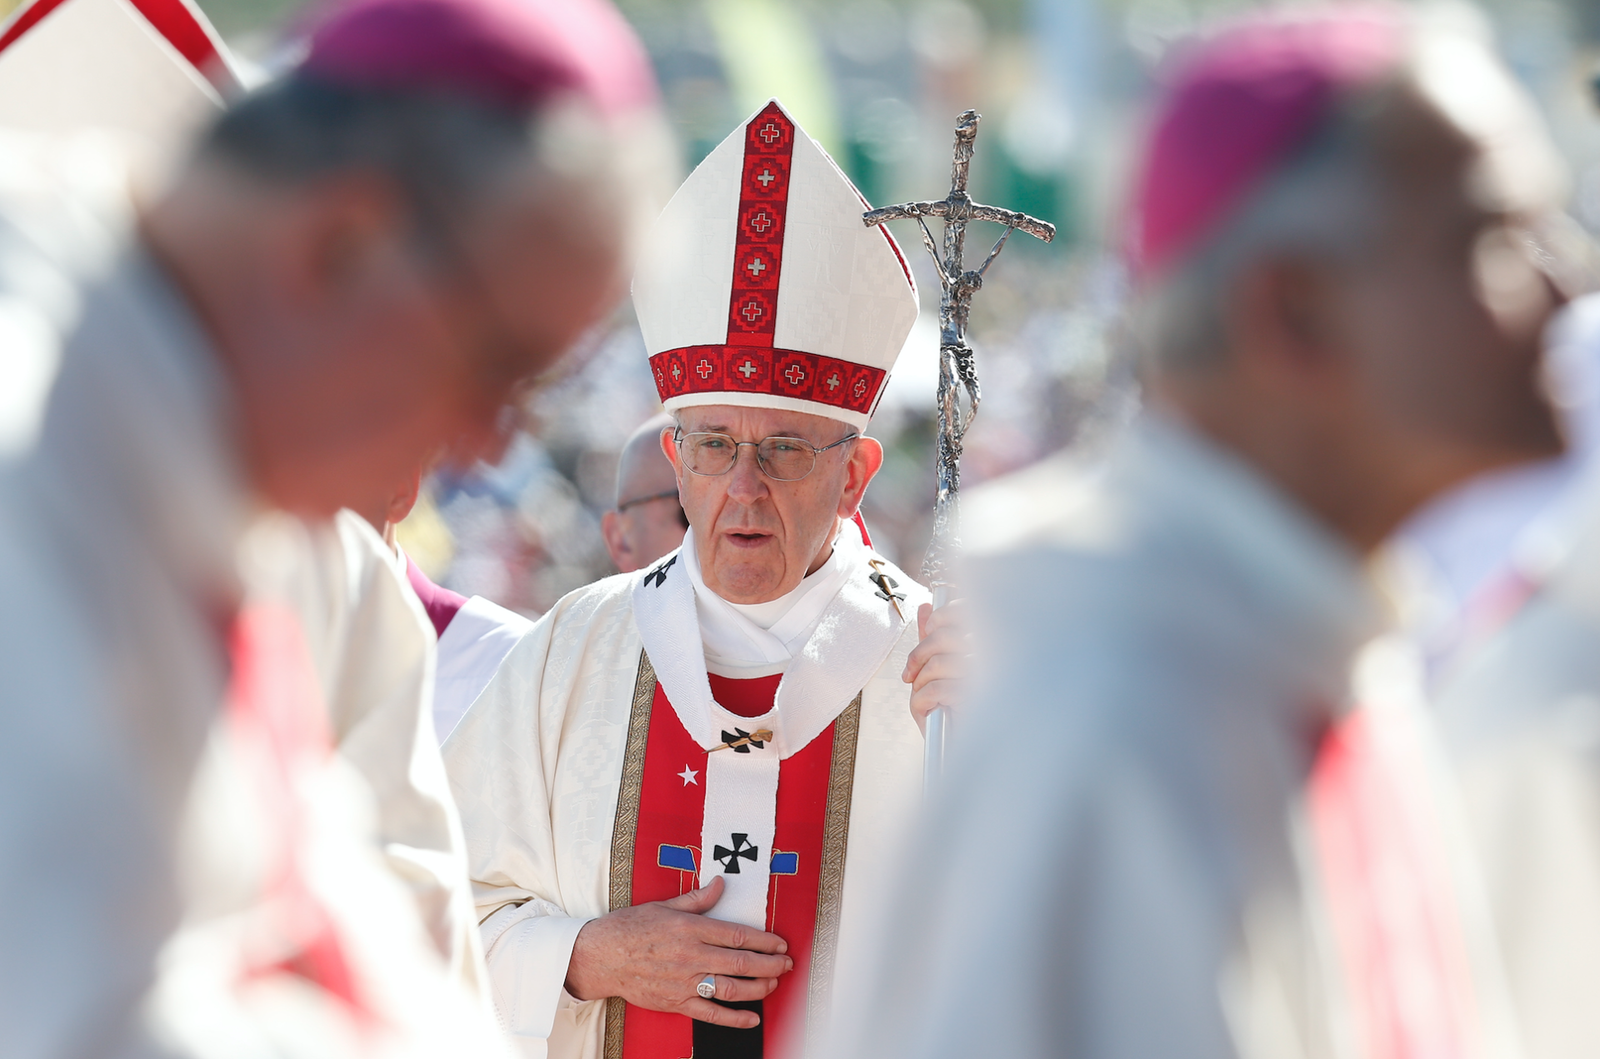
348;0;1600;622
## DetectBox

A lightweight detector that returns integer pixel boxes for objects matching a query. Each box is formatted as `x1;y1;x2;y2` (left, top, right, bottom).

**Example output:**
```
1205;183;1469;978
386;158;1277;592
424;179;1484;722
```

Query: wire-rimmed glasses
675;430;859;482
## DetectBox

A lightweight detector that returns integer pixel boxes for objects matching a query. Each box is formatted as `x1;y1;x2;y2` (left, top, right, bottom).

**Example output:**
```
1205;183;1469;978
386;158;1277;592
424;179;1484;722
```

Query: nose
725;443;770;504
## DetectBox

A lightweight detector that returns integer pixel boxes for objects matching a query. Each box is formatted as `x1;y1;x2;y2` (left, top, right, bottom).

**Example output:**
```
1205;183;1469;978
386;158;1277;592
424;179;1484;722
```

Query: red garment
1309;708;1476;1059
622;673;840;1057
226;603;374;1025
405;554;466;639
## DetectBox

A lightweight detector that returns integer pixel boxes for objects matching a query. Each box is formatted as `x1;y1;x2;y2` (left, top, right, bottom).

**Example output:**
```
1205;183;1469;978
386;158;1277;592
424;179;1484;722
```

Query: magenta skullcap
1127;5;1403;283
301;0;657;117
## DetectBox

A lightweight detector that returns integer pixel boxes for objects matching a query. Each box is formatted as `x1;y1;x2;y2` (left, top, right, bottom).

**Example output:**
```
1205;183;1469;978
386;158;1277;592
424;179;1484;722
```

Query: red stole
623;673;841;1057
226;603;374;1024
1309;708;1477;1058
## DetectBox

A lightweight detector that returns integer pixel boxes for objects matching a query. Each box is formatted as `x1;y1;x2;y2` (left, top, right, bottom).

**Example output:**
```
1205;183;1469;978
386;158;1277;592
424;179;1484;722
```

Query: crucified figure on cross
863;109;1054;785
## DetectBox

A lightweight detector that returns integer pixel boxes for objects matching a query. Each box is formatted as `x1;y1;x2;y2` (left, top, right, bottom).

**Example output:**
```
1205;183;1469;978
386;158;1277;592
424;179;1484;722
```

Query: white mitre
0;0;238;157
632;98;919;431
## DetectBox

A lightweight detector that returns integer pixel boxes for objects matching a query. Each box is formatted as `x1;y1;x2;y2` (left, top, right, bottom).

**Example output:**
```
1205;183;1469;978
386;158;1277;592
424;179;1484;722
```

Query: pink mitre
300;0;657;116
1127;4;1404;283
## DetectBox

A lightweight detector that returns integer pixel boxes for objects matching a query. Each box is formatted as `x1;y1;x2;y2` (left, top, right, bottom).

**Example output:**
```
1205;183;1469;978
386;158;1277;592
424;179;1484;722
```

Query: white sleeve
480;899;595;1050
445;603;599;1055
434;595;535;745
300;513;489;999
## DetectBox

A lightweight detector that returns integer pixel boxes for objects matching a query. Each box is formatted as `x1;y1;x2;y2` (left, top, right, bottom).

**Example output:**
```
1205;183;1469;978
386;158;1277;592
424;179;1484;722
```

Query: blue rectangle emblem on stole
658;844;698;872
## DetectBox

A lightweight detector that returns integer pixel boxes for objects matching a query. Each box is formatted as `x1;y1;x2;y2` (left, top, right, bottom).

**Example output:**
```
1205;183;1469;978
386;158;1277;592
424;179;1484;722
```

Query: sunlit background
21;0;1597;615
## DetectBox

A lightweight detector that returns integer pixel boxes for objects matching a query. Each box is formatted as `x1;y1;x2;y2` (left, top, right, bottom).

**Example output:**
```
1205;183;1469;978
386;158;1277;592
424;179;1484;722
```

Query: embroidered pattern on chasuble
605;652;862;1059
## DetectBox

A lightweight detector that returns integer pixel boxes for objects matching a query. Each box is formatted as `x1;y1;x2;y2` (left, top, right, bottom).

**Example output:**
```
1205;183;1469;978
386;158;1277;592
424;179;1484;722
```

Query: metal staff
863;109;1054;790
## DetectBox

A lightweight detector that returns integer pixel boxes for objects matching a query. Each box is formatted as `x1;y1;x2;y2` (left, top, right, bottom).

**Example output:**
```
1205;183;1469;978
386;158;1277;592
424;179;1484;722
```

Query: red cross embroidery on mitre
727;102;792;346
649;346;885;415
620;672;841;1059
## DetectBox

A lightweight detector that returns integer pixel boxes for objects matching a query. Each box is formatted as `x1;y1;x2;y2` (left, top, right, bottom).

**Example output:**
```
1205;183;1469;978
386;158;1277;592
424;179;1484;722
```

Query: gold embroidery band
604;651;658;1059
805;692;863;1049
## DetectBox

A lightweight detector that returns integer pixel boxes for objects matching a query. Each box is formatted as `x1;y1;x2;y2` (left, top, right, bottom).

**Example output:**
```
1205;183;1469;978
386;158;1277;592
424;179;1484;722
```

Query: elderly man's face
1337;90;1565;480
664;405;883;603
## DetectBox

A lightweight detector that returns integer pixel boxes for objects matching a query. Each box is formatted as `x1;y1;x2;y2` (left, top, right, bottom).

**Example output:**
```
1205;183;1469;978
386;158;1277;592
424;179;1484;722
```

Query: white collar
682;525;853;670
631;519;921;757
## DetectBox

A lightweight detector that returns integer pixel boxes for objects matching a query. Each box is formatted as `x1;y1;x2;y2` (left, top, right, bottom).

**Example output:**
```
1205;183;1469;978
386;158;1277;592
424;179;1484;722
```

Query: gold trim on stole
602;663;863;1058
604;650;658;1059
805;692;863;1048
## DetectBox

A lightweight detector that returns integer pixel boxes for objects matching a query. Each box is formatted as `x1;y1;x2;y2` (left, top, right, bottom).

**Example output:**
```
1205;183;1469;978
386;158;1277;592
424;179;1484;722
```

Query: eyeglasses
617;488;680;513
675;430;859;482
617;488;689;528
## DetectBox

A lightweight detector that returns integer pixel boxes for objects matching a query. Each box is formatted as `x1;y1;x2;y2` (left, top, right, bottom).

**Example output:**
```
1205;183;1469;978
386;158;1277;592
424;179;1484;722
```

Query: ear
1226;256;1349;390
281;172;409;308
601;509;633;572
837;436;884;519
660;425;683;481
384;466;425;526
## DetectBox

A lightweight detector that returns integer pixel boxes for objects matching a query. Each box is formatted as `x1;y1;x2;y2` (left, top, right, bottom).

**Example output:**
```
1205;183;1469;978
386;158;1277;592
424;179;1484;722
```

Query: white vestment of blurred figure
828;415;1520;1059
0;135;247;1057
269;510;494;1004
1433;476;1600;1059
0;137;504;1058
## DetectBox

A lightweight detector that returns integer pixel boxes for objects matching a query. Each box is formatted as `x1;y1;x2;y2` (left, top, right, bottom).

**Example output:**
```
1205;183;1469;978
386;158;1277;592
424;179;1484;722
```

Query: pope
443;100;957;1058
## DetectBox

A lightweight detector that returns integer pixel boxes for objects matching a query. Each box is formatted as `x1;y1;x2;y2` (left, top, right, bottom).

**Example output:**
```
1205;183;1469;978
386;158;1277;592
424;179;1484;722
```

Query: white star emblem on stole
678;766;699;786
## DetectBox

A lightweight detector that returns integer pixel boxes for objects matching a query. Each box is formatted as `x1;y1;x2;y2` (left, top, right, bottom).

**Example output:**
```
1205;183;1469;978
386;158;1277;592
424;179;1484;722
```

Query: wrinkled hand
565;877;793;1028
902;599;970;734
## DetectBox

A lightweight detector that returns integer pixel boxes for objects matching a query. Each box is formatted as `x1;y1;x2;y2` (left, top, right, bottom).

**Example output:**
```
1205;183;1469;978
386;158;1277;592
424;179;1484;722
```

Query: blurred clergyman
832;8;1570;1059
1432;325;1600;1059
443;100;961;1058
358;467;536;745
0;0;659;1050
602;411;687;573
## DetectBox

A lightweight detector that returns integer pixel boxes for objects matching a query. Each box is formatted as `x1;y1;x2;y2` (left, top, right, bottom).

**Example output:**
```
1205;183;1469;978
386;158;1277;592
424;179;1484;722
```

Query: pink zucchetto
1127;5;1404;283
301;0;657;117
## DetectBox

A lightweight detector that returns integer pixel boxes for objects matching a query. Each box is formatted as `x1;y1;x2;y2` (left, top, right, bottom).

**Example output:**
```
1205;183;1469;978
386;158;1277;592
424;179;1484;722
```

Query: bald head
616;412;679;508
601;412;685;572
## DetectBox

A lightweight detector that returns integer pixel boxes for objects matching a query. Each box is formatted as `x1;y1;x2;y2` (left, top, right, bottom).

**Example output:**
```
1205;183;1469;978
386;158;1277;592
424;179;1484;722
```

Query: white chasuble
443;524;928;1059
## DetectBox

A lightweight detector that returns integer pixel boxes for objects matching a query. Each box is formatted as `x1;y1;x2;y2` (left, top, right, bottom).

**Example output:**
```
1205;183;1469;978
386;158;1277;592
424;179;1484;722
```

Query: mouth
724;530;775;548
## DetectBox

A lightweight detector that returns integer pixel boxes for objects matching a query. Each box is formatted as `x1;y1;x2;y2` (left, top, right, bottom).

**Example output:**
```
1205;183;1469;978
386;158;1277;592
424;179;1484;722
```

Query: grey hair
199;76;581;260
1132;82;1399;374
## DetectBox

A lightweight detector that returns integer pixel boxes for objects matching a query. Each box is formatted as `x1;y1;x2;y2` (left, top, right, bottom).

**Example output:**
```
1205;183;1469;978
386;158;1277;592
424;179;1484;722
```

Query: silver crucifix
863;109;1054;786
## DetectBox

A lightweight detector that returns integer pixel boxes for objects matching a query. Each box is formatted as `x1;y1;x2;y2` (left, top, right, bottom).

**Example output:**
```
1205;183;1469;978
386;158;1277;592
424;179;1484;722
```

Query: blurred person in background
601;410;687;574
1430;333;1600;1059
358;466;537;745
443;100;961;1059
1426;159;1600;1059
831;7;1570;1059
0;0;662;1051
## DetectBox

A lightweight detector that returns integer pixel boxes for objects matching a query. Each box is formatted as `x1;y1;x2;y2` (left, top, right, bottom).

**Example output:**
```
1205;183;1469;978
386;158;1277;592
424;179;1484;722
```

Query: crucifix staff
863;109;1054;789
